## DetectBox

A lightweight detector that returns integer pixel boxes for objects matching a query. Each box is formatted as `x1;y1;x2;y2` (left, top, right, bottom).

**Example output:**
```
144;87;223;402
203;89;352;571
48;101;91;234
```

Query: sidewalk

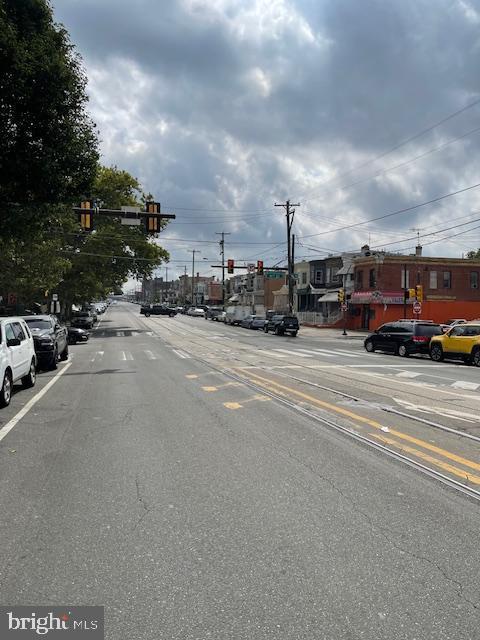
299;326;369;340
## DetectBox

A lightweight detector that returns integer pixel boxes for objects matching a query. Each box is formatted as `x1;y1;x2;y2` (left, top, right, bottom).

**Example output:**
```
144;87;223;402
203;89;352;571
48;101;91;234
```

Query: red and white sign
413;301;422;314
341;303;348;311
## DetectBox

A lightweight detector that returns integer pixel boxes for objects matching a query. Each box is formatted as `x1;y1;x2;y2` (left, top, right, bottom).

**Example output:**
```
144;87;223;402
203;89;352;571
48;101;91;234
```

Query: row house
349;247;480;330
225;270;286;314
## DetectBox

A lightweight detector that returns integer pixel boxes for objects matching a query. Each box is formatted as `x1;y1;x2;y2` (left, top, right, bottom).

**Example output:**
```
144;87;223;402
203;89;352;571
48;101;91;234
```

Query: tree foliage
0;0;98;218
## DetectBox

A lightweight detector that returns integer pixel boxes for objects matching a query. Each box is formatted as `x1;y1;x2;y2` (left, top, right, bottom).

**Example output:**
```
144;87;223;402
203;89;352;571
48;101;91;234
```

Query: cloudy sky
53;0;480;282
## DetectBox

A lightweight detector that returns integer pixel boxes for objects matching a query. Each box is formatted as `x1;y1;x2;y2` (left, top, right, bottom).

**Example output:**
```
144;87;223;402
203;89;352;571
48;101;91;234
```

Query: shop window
443;271;451;288
429;271;437;289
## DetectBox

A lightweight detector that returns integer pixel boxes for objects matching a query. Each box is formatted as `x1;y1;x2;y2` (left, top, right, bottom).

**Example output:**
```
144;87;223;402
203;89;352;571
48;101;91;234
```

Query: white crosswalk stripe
451;380;480;390
297;349;335;358
120;350;133;361
273;349;313;358
90;350;104;362
172;349;190;359
396;371;421;379
258;350;287;358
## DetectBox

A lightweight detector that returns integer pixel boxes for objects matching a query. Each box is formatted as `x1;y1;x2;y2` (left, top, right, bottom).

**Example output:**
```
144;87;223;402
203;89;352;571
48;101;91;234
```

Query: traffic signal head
257;260;264;275
145;201;160;214
415;284;423;303
227;259;234;274
78;201;93;231
146;215;160;234
337;288;345;303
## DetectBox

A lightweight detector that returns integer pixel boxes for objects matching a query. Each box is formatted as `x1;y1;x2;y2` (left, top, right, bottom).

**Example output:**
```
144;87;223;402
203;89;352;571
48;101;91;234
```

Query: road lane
1;303;480;639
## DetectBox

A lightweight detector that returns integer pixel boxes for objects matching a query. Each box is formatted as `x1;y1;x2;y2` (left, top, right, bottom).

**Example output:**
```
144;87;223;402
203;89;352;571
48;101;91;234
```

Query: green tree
0;0;98;237
466;249;480;260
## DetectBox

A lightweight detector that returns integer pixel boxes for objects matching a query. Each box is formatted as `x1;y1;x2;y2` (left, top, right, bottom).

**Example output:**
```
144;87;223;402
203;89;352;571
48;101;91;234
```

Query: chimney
415;245;422;257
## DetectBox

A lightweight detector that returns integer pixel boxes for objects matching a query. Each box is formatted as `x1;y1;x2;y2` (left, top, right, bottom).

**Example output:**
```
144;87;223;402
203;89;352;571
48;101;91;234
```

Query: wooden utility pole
275;200;300;314
216;231;231;308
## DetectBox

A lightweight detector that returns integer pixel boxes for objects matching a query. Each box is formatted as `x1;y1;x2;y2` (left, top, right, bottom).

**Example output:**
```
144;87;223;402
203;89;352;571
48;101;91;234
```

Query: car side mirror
7;338;21;347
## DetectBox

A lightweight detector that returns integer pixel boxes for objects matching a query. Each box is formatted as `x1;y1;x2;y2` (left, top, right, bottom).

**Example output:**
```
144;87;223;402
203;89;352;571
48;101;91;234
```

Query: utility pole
189;250;200;306
165;266;168;304
275;199;300;314
216;231;231;309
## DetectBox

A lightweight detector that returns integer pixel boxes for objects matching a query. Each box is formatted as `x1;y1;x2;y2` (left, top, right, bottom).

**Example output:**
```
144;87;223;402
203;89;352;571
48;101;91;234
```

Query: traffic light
257;260;264;275
79;200;93;232
404;288;416;302
145;215;160;234
145;201;160;214
337;288;345;303
227;259;234;274
415;284;423;303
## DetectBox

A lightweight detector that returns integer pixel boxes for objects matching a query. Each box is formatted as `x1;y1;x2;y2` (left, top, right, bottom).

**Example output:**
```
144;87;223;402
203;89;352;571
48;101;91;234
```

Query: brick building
349;250;480;330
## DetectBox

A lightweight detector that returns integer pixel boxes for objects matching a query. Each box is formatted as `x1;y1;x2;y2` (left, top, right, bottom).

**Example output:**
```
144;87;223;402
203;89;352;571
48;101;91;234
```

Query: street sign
341;303;347;311
121;218;141;226
52;293;58;301
247;263;255;273
413;301;422;314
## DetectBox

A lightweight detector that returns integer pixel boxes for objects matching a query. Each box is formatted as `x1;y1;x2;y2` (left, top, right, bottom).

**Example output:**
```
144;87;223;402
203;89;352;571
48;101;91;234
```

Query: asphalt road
1;302;479;639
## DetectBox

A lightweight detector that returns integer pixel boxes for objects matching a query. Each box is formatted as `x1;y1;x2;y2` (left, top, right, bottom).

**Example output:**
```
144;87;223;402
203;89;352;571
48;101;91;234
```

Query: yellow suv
430;322;480;366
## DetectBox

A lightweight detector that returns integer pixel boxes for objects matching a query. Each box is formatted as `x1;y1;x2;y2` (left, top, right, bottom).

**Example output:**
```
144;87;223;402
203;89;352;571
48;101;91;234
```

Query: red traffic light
227;259;234;274
257;260;264;274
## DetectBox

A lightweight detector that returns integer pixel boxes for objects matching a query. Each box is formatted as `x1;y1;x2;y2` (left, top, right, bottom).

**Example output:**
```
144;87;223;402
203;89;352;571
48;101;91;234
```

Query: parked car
187;307;206;317
206;307;223;320
240;315;257;329
250;316;266;330
264;315;299;336
430;322;480;366
67;327;89;344
0;317;37;407
141;305;176;317
214;311;226;322
23;315;69;370
364;321;443;357
71;311;95;330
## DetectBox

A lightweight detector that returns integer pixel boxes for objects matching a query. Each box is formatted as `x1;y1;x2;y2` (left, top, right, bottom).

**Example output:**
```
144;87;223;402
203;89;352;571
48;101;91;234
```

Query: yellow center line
235;369;480;474
370;433;480;484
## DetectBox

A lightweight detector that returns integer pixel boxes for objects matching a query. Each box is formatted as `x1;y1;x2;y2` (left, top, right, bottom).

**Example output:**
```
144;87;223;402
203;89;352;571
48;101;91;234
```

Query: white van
0;317;37;407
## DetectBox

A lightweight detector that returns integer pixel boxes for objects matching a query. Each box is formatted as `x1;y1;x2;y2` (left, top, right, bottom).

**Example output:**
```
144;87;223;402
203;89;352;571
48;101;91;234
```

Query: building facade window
429;271;437;289
369;269;376;288
315;270;324;284
471;271;479;289
302;272;307;285
443;271;451;288
356;270;363;287
401;269;409;289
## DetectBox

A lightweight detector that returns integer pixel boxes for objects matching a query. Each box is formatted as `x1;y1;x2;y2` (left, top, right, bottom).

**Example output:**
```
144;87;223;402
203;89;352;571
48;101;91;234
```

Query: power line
298;181;480;240
297;96;480;201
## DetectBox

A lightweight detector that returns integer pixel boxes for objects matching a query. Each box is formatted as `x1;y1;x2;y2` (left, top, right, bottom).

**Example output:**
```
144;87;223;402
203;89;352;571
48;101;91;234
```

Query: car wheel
472;348;480;367
274;327;280;335
430;343;444;362
264;326;268;333
364;340;375;353
170;313;175;317
291;331;298;337
60;344;69;361
144;312;150;317
398;344;409;357
0;370;12;408
21;359;37;388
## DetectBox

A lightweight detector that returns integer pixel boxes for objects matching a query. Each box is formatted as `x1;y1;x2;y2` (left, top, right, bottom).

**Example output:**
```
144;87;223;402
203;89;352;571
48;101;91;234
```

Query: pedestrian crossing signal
79;200;93;231
227;259;234;274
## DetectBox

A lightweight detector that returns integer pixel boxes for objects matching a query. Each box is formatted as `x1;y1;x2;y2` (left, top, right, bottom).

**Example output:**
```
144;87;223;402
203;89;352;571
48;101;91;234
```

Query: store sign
351;290;408;305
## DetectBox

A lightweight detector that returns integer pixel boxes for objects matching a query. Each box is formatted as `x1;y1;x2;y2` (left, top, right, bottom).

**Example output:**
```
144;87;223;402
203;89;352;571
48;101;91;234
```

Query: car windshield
24;319;51;329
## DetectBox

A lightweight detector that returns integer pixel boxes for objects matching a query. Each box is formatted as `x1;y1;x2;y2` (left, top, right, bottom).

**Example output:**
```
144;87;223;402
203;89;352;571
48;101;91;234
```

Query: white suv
0;317;37;408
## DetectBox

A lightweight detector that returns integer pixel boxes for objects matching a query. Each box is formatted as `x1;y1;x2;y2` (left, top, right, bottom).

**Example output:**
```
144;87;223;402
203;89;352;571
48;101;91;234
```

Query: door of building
361;305;370;330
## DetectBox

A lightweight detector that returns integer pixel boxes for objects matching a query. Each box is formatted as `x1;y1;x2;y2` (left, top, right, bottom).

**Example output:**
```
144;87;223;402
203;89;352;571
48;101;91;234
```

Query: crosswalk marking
451;380;480;391
297;348;335;358
120;350;133;361
273;348;313;358
172;349;190;359
90;350;104;362
396;371;421;379
258;350;287;358
144;350;157;360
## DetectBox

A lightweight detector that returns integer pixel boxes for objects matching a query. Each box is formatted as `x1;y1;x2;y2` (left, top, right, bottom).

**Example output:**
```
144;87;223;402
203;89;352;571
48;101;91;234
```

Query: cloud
53;0;480;278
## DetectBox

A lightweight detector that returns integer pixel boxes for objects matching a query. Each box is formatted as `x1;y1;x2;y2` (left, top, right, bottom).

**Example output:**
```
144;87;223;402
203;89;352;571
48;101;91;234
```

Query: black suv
22;315;69;370
364;321;443;357
71;311;94;330
264;315;299;337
